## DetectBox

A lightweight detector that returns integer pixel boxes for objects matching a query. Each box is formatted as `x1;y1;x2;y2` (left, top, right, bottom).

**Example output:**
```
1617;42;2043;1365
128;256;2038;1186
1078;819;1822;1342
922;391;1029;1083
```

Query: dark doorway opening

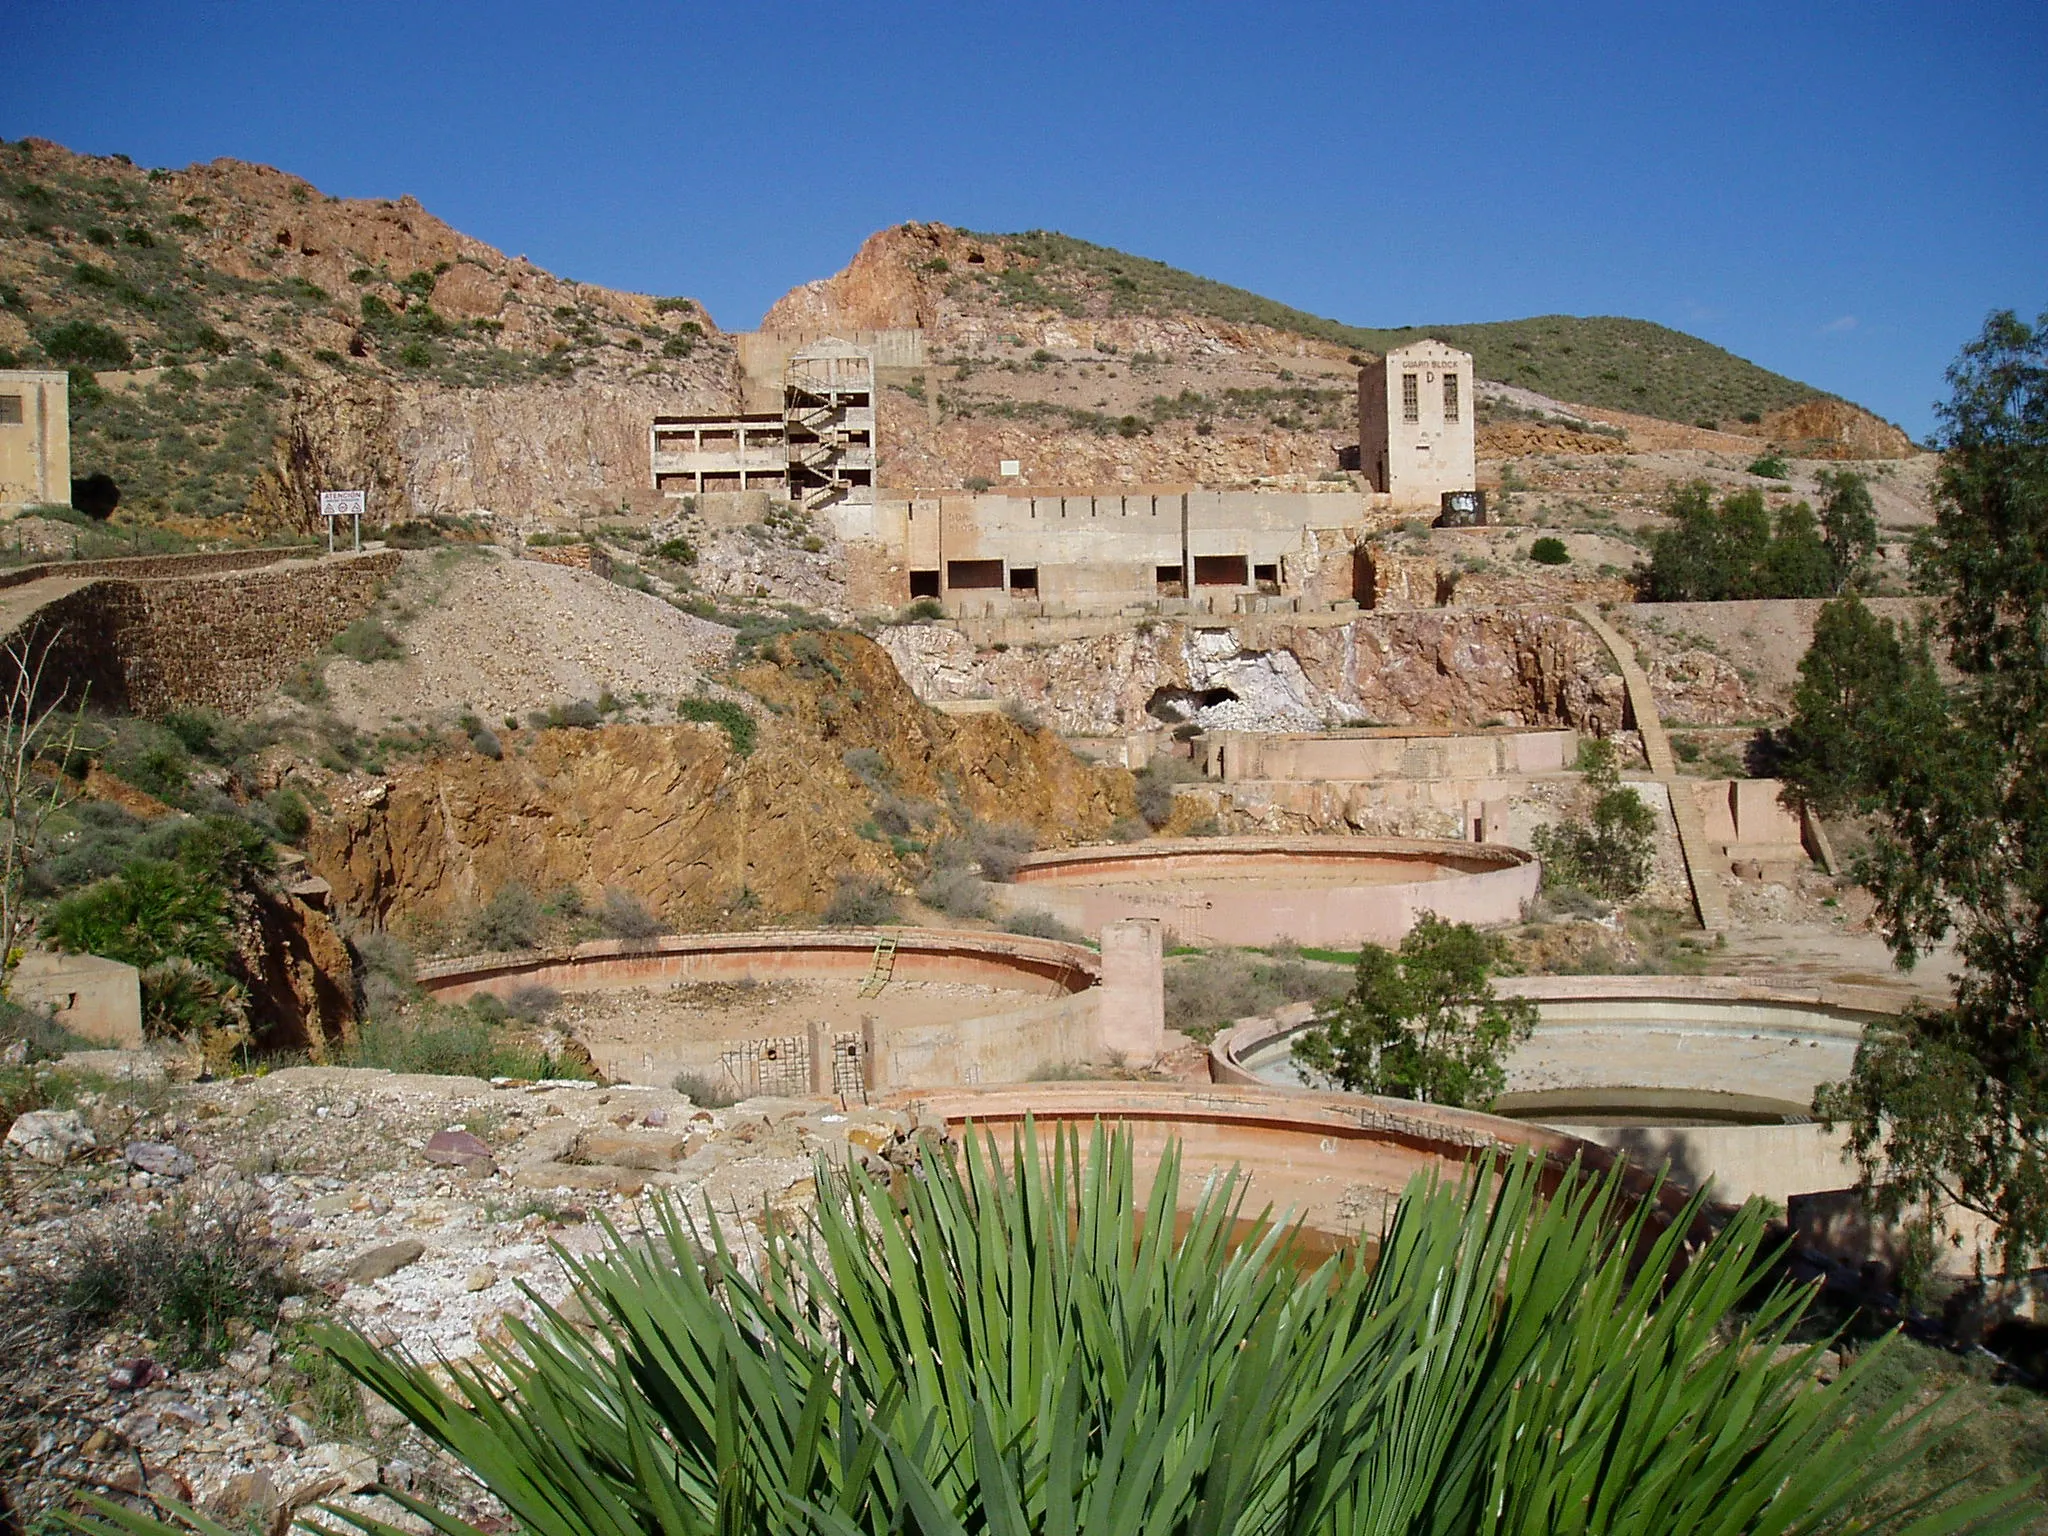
1008;566;1039;595
909;569;941;598
946;558;1004;590
1192;554;1249;588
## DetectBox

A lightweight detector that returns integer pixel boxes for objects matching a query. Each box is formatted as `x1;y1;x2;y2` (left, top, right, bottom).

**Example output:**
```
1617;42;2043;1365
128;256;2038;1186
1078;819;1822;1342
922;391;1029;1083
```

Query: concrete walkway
1573;602;1731;932
0;573;91;642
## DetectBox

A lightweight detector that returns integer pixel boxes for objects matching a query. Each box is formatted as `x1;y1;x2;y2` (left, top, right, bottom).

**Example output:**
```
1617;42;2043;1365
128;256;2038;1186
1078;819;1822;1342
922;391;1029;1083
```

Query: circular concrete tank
416;930;1102;1095
891;1080;1694;1256
996;836;1539;947
1210;975;1907;1207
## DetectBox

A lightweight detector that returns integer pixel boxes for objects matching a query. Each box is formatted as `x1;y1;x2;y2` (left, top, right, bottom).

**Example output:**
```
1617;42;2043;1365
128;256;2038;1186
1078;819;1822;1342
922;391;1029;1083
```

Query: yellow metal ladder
858;936;898;998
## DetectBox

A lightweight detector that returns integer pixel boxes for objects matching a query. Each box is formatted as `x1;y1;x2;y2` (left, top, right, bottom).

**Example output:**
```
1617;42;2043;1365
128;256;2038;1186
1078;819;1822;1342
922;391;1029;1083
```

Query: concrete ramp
1572;602;1730;932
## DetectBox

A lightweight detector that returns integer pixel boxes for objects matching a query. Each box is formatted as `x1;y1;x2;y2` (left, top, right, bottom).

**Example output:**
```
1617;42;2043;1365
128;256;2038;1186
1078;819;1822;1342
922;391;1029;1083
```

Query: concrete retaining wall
892;1081;1692;1250
1001;836;1539;948
1205;727;1576;783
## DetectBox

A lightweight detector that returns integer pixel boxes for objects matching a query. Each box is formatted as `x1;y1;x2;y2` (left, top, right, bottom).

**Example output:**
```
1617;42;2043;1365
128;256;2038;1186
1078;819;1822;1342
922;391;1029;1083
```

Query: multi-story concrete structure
649;339;877;514
1358;339;1475;511
0;370;70;513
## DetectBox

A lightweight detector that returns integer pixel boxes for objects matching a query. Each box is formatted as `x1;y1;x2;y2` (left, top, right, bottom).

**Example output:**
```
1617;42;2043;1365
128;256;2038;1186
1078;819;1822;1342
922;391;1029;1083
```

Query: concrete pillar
807;1019;833;1097
1098;918;1165;1062
861;1013;887;1092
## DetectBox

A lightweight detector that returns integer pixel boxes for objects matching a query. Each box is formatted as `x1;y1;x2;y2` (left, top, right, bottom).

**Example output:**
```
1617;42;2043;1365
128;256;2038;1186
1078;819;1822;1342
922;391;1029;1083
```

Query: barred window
0;395;22;426
1443;373;1460;423
1401;373;1419;423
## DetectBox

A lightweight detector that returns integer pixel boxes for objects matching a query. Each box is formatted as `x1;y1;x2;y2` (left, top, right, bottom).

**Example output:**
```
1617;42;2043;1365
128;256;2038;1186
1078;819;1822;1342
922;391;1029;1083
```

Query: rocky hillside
305;628;1133;940
768;223;1913;490
0;138;734;529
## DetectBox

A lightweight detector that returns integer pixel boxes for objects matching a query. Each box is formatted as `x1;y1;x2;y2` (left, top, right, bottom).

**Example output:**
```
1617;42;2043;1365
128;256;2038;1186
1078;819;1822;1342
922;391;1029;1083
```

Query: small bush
1748;453;1791;480
671;1069;740;1108
968;820;1037;881
917;865;990;919
1531;737;1657;902
1529;536;1570;565
1107;816;1150;843
600;886;666;940
843;747;890;788
822;875;900;927
1163;947;1350;1044
39;318;132;368
355;931;419;1020
899;598;944;623
1003;910;1087;944
503;984;563;1022
61;1195;292;1364
336;1002;591;1081
268;786;312;840
676;696;756;756
467;884;543;952
332;618;406;663
1135;756;1201;828
470;726;503;759
1001;696;1045;732
653;536;698;566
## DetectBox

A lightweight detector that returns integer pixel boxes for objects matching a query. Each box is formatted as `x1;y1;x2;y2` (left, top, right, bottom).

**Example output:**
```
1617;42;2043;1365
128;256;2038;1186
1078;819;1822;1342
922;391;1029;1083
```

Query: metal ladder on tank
858;936;898;999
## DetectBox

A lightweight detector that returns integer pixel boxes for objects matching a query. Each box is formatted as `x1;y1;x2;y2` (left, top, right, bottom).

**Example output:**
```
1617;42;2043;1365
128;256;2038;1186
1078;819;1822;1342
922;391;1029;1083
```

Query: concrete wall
12;950;142;1048
880;990;1106;1089
1098;917;1165;1058
417;929;1100;1002
893;1081;1690;1252
6;550;398;716
0;370;70;512
1206;727;1576;783
836;488;1366;614
1359;342;1476;511
1000;837;1540;948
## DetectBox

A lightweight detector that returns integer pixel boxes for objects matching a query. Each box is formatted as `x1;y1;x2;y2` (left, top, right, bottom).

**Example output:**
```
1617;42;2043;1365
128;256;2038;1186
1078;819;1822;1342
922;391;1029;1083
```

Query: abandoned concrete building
835;487;1367;617
649;335;1481;618
0;369;70;513
1359;339;1477;510
651;338;878;513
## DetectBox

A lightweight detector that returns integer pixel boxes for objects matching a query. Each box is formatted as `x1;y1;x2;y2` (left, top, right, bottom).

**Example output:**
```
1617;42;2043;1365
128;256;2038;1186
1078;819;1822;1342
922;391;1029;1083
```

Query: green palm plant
73;1125;2033;1536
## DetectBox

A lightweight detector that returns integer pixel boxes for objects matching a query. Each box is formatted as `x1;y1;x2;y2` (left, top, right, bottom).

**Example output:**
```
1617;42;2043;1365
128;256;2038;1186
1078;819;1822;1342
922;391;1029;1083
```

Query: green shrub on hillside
1529;536;1570;565
1643;481;1834;601
676;695;755;756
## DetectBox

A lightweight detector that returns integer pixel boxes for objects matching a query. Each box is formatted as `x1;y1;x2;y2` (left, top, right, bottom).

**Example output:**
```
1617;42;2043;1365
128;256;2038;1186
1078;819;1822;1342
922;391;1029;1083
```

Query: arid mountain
1;138;1911;530
767;223;1913;491
0;138;735;530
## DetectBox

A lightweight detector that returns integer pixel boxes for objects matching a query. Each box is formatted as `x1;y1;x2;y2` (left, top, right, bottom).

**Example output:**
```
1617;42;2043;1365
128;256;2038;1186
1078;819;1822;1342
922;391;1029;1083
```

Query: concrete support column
861;1012;888;1092
807;1019;833;1097
1098;918;1165;1062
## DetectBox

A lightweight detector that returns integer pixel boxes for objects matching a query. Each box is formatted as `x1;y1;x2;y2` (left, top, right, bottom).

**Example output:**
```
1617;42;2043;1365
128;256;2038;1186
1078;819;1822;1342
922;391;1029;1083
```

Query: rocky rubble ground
0;1054;930;1529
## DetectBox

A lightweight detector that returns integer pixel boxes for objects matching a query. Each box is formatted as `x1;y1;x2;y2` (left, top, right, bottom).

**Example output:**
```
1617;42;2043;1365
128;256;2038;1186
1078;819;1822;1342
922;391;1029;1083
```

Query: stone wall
0;546;295;591
9;550;398;715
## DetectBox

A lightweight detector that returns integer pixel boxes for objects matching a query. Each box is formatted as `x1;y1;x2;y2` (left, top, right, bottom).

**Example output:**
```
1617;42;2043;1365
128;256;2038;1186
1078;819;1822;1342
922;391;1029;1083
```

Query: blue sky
10;1;2044;437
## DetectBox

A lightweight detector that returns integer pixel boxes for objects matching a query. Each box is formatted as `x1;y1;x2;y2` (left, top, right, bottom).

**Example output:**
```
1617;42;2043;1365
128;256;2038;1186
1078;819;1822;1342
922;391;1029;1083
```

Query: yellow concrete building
0;369;70;512
1358;339;1476;511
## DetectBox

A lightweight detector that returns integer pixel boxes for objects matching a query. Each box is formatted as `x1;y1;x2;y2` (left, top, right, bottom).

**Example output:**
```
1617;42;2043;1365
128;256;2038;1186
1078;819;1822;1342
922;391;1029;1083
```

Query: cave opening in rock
1145;685;1238;723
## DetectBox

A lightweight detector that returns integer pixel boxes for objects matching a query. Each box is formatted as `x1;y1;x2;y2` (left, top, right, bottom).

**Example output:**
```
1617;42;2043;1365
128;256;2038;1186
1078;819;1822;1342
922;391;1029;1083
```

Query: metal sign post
319;489;366;553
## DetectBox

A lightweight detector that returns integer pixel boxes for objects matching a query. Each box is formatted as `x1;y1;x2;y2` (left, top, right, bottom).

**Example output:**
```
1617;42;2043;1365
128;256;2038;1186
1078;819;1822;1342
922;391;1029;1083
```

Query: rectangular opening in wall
0;395;21;426
1443;374;1460;422
1401;373;1419;423
909;569;941;598
1193;554;1249;587
1008;566;1039;595
1253;562;1280;593
1155;564;1186;598
946;558;1004;590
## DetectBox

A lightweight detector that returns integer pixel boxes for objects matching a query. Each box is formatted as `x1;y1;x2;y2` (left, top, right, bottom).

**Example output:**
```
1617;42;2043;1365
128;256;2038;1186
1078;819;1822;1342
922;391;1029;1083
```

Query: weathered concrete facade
0;369;70;512
836;486;1374;615
1359;340;1476;510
